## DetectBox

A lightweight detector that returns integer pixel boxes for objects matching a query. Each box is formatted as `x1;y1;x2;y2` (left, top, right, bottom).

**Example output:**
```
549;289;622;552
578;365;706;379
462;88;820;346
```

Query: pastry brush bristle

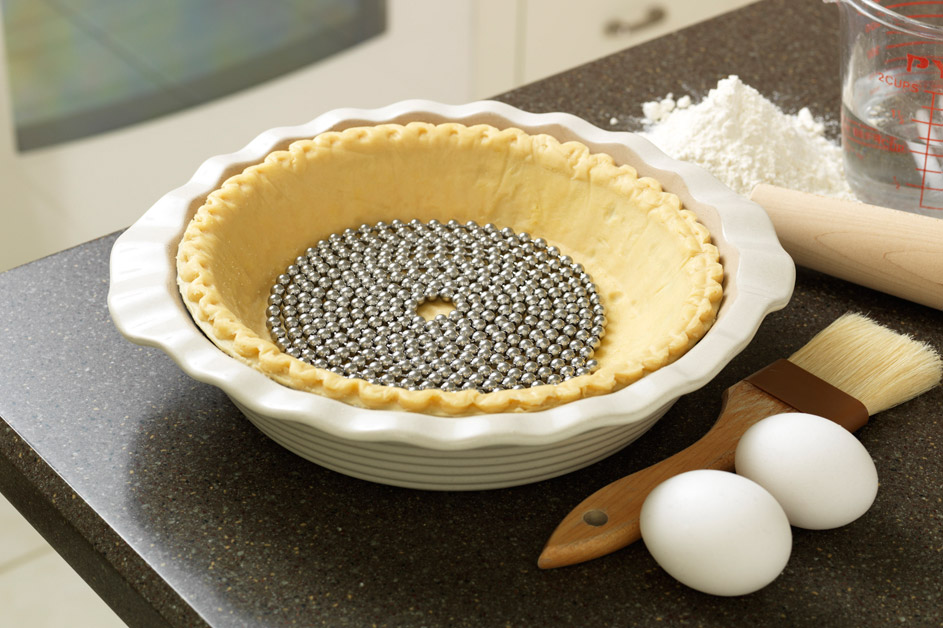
787;312;942;416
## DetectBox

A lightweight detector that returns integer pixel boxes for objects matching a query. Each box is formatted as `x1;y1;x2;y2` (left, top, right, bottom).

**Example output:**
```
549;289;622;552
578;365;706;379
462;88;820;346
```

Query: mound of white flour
639;75;853;199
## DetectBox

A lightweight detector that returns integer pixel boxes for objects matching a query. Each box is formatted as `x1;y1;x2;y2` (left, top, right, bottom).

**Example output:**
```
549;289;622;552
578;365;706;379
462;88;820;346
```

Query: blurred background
0;0;752;624
0;0;756;272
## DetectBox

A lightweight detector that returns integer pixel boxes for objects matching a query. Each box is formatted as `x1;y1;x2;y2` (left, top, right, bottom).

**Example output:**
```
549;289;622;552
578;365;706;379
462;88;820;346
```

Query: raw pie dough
176;122;723;416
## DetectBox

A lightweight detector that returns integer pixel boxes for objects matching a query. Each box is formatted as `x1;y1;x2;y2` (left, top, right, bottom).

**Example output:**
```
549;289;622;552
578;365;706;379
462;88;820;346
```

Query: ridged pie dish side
108;100;794;460
176;121;724;416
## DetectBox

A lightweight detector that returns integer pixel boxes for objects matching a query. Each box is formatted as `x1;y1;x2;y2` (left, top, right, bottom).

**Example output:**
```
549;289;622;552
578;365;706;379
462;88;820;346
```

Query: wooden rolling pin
749;184;943;310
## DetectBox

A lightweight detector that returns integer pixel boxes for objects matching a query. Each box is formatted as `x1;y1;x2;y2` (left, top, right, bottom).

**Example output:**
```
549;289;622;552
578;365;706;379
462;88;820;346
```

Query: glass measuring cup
839;0;943;217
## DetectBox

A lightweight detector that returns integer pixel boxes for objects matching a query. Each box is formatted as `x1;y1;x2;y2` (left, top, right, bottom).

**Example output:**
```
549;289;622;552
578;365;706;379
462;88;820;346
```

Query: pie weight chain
266;219;606;393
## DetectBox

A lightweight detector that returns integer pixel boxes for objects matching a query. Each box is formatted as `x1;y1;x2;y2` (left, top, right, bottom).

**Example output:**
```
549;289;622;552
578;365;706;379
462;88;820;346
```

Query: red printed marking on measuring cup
840;0;943;213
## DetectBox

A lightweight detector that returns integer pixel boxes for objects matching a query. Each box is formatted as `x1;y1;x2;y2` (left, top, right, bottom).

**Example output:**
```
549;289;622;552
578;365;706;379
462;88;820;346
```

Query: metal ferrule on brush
745;359;869;433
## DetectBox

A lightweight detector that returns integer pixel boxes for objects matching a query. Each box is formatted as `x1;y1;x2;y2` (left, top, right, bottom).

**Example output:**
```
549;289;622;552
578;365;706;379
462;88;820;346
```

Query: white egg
735;412;879;530
639;470;792;596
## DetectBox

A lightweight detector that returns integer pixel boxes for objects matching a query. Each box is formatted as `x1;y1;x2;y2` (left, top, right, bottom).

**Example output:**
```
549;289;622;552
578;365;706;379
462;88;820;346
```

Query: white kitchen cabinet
520;0;758;83
473;0;758;95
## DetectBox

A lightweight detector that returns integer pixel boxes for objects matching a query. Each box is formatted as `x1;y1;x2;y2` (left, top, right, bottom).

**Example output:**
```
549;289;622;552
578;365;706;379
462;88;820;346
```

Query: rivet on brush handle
537;381;793;569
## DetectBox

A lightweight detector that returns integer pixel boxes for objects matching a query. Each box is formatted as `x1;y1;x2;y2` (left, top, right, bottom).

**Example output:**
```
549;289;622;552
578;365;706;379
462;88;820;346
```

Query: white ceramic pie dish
108;100;794;490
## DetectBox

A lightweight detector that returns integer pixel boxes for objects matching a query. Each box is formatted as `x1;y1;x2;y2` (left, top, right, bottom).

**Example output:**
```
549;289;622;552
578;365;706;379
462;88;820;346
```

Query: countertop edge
0;421;204;628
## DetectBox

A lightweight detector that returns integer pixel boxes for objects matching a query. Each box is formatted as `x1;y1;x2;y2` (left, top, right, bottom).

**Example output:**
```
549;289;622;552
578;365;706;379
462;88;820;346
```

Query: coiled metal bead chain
266;219;606;392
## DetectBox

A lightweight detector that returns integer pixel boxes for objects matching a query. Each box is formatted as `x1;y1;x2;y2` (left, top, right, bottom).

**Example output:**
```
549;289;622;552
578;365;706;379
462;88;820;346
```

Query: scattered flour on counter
639;75;853;199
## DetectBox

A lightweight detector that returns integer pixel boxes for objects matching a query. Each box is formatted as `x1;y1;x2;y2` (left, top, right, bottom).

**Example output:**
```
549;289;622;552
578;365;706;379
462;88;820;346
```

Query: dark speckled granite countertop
1;1;941;626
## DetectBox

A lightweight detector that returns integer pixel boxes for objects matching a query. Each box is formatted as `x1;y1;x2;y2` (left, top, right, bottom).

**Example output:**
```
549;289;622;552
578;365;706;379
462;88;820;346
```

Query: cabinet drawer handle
604;6;667;36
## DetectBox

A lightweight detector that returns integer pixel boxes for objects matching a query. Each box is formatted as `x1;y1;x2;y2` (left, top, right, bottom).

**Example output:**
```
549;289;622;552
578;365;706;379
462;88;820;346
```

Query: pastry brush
538;312;942;569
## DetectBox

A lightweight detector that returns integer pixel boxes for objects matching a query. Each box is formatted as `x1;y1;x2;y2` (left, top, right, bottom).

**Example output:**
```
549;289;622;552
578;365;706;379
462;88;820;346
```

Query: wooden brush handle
749;184;943;310
537;381;793;569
